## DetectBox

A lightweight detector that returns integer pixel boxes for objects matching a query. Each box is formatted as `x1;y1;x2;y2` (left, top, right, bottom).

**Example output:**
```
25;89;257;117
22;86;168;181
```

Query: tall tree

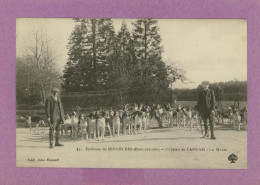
63;18;115;91
29;28;60;103
107;21;135;107
96;18;115;89
63;19;91;91
17;28;60;104
131;19;168;103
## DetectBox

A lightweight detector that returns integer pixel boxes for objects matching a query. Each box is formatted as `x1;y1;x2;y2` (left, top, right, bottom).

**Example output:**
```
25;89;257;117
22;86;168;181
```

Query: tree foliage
63;18;115;91
16;28;61;104
62;19;187;107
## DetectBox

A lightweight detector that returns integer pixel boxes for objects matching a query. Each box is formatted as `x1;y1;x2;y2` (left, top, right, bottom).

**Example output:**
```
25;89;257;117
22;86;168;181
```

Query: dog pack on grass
19;103;247;142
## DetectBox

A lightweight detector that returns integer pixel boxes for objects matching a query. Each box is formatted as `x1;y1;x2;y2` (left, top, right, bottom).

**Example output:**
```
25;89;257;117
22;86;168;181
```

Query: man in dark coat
197;81;216;139
45;87;65;148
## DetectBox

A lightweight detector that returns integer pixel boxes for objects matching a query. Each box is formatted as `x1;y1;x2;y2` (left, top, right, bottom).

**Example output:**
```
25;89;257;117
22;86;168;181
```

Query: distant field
175;101;247;109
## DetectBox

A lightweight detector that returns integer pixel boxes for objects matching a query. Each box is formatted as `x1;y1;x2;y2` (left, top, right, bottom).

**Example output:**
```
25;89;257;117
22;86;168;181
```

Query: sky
16;18;247;89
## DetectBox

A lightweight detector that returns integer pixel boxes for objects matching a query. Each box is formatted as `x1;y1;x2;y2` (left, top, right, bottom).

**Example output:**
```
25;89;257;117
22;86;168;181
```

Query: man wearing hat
197;81;216;139
45;87;65;148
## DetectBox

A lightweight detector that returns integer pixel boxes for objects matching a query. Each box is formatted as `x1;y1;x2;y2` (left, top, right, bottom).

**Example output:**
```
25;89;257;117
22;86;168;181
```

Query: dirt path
16;126;247;169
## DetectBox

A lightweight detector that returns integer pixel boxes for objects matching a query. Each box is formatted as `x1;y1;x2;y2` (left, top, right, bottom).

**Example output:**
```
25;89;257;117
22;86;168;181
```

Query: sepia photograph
16;18;247;169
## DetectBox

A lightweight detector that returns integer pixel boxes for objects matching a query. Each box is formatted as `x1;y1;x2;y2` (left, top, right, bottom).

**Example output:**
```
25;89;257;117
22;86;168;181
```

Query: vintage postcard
16;18;247;169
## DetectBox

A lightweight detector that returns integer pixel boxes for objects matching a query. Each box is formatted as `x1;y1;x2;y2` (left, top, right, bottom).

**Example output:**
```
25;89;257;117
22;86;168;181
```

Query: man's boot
210;129;216;140
202;125;209;138
49;133;53;148
202;120;209;138
55;135;64;146
203;130;209;138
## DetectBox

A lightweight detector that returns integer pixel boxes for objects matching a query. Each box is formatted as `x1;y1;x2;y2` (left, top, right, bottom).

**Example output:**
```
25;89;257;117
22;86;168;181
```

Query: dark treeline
173;80;247;102
62;19;186;108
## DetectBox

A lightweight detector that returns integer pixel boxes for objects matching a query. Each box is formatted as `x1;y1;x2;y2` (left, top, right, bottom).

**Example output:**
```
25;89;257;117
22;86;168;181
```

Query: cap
52;87;60;92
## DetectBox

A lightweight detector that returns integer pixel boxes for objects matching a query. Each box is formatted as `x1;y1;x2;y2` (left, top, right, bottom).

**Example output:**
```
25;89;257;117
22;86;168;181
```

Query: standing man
197;81;216;140
45;87;65;148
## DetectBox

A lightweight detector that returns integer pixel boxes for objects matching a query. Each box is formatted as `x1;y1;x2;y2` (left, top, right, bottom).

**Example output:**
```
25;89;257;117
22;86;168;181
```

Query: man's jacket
197;89;215;114
45;96;65;123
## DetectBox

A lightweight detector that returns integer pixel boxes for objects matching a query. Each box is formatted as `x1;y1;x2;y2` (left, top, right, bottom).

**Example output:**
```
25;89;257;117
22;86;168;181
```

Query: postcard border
1;0;258;185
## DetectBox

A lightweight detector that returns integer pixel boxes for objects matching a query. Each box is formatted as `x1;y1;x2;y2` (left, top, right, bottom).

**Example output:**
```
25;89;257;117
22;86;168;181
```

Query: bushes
61;93;116;110
17;93;42;105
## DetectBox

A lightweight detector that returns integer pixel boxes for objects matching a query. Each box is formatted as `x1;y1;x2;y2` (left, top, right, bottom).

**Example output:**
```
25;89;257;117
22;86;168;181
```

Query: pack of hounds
20;103;247;140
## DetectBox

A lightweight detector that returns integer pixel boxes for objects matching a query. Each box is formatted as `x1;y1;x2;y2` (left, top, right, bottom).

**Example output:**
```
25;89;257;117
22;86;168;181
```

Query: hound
71;111;79;139
113;111;121;137
21;115;45;134
233;109;242;131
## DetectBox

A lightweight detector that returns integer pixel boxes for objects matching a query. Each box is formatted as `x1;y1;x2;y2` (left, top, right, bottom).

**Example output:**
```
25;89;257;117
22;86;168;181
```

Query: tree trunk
119;90;124;109
27;72;30;96
143;21;148;80
41;86;46;104
144;21;147;63
91;19;97;88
